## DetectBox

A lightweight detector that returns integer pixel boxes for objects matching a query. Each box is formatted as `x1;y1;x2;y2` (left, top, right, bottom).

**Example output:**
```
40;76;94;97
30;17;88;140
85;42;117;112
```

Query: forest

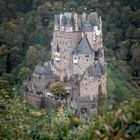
0;0;140;139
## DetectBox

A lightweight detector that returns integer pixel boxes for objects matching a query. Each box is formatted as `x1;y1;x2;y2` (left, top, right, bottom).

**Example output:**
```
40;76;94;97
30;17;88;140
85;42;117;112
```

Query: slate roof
61;16;67;26
34;65;44;75
73;35;93;54
88;12;100;26
77;15;82;30
82;12;87;22
81;12;100;31
43;62;53;76
54;15;60;25
64;12;72;19
54;12;101;31
33;62;53;77
87;62;104;77
82;20;93;32
66;18;72;27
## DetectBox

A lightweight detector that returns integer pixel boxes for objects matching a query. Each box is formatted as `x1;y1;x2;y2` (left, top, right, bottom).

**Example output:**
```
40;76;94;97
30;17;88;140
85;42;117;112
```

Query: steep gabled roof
64;12;72;19
33;62;53;77
34;65;43;75
82;20;93;32
66;18;73;27
54;15;60;25
88;12;100;26
87;62;104;77
81;12;87;22
61;16;67;26
43;62;53;76
73;35;93;54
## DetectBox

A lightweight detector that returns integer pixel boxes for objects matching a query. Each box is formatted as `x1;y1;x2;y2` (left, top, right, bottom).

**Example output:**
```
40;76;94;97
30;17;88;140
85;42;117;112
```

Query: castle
51;12;106;103
23;11;107;118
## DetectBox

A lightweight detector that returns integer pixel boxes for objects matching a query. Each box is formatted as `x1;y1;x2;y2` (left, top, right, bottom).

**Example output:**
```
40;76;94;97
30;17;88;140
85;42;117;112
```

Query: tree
50;82;67;97
116;40;130;60
28;20;47;46
130;43;140;77
104;32;116;49
0;44;8;76
18;67;32;82
24;46;42;70
2;73;16;85
7;47;21;72
0;88;33;139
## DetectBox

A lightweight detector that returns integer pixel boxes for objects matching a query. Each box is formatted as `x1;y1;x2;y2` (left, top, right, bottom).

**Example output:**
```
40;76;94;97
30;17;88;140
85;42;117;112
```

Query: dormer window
60;26;65;31
66;27;73;32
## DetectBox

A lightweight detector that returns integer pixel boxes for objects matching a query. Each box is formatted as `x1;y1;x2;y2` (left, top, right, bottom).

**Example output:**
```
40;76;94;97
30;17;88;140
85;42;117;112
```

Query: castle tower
51;12;81;81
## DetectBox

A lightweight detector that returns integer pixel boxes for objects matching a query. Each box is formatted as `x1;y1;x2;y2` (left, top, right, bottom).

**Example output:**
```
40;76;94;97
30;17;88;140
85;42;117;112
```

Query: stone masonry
51;12;107;106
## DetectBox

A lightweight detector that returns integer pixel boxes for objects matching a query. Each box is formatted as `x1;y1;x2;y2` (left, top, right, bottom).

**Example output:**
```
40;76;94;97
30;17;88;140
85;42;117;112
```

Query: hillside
0;0;140;139
107;60;140;102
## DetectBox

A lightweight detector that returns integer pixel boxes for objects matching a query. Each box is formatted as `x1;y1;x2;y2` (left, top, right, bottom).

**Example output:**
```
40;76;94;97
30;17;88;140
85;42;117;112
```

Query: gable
73;36;93;54
86;62;104;78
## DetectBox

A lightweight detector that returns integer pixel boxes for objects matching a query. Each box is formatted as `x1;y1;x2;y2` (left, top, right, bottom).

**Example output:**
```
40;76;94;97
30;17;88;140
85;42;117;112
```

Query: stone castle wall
72;53;94;75
24;92;62;110
51;31;81;80
24;92;43;109
80;73;99;101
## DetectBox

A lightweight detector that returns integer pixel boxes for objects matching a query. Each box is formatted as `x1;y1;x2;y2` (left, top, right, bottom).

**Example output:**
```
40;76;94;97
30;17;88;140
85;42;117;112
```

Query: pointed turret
73;35;93;54
65;18;73;32
54;15;60;30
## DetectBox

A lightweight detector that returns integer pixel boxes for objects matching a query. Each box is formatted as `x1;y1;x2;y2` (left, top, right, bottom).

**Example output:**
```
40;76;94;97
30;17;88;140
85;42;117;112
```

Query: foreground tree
18;67;32;82
50;82;67;98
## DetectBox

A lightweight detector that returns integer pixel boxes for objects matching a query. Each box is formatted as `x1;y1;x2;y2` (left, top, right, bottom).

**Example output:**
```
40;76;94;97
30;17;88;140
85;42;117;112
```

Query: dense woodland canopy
0;0;140;139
